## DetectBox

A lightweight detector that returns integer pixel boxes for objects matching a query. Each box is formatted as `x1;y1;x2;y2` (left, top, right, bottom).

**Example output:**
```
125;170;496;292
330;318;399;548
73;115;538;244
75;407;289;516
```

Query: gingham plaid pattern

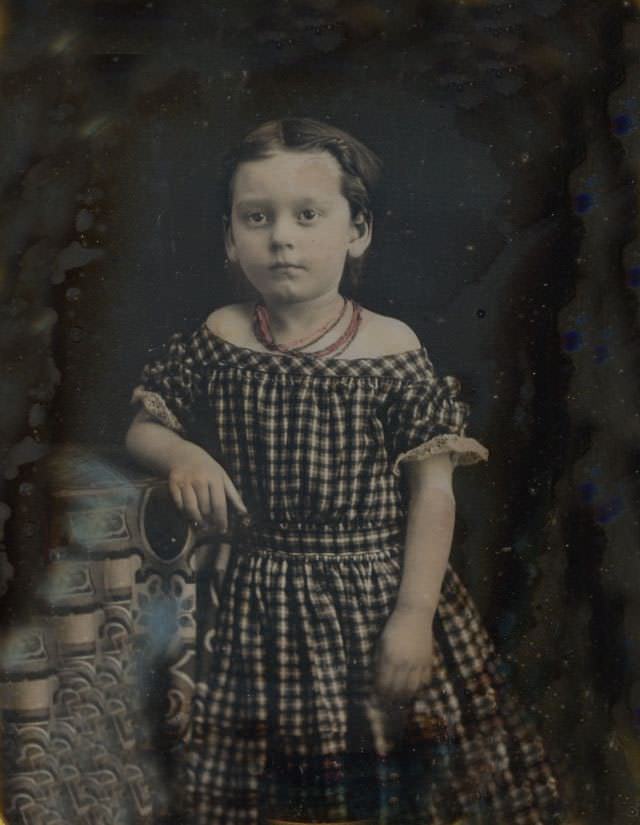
135;323;487;524
134;323;562;825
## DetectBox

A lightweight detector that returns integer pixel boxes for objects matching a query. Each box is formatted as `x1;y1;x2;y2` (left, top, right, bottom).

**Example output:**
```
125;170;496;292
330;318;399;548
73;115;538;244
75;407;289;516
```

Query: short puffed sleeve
385;351;489;476
130;329;209;437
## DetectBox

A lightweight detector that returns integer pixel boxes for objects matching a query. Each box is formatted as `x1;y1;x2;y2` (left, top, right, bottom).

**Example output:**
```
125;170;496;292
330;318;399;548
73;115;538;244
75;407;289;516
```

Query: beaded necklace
253;298;362;358
254;297;348;353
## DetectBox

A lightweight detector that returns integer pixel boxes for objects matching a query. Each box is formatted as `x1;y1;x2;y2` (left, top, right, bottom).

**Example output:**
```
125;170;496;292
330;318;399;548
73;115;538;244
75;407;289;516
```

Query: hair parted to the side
220;117;383;294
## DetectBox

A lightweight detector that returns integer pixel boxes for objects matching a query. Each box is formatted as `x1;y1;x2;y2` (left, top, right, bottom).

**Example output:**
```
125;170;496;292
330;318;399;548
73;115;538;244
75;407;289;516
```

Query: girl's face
225;149;371;305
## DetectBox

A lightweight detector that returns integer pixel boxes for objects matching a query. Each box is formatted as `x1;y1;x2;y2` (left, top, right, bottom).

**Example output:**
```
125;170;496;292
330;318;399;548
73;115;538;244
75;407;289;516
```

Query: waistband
233;519;404;555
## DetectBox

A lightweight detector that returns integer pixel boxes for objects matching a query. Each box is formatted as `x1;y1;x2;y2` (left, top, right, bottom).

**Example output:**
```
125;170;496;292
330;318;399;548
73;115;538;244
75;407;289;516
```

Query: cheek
319;230;350;258
233;231;262;258
310;223;349;252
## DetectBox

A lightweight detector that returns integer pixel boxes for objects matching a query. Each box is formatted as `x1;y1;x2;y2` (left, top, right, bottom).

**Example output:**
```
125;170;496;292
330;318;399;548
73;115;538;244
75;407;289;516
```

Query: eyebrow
234;199;268;210
234;196;331;209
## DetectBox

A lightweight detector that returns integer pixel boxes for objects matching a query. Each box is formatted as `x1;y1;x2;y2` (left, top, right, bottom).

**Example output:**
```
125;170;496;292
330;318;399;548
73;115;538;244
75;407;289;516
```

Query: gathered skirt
181;522;561;825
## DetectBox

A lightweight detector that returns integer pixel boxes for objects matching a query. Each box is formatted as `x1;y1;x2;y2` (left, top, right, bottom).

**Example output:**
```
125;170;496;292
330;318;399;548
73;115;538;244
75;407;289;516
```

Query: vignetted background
1;0;640;822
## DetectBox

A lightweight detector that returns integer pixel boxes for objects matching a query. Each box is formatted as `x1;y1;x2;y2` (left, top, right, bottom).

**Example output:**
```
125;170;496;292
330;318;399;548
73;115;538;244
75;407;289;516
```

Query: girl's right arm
125;409;247;530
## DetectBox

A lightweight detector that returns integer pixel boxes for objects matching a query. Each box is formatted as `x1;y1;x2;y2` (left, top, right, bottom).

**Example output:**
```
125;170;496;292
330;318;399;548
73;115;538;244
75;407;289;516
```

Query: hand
168;449;247;532
374;605;435;704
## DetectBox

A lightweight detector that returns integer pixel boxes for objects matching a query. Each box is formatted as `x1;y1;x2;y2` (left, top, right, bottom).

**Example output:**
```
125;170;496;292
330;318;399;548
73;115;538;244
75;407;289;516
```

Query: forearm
395;486;456;619
125;416;210;477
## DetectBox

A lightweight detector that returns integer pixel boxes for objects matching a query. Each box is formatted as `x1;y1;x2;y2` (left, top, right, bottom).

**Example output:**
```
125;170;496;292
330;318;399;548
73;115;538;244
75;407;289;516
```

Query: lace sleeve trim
392;433;489;476
131;387;185;435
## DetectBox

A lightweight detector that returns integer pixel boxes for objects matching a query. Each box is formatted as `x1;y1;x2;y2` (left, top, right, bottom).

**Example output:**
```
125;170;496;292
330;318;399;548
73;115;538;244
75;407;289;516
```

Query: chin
262;282;311;303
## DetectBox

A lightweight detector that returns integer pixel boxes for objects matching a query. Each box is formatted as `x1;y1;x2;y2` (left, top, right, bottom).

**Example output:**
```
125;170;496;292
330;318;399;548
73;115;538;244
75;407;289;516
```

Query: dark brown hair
220;118;383;293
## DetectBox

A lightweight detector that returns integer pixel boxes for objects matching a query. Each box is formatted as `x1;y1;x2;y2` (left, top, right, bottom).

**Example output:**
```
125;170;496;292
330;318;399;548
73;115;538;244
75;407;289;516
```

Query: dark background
1;0;640;821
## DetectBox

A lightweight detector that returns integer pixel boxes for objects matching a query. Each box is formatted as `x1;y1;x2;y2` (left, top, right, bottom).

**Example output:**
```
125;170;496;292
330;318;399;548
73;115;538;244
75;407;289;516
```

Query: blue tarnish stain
594;344;610;363
626;267;640;288
572;192;594;213
562;330;582;351
612;114;633;135
578;482;597;503
595;497;624;524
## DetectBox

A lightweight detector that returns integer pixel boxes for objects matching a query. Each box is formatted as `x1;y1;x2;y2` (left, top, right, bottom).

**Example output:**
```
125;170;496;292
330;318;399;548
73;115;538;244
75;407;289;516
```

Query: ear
223;215;238;263
347;211;373;260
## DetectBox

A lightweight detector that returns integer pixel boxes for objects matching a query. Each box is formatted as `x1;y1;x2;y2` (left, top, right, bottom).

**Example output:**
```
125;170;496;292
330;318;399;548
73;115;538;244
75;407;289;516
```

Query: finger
213;542;231;594
375;655;395;700
209;479;228;531
420;661;433;688
215;542;231;577
373;659;386;696
405;666;423;697
193;479;211;518
390;660;421;702
169;479;184;513
181;486;203;524
387;664;411;700
222;472;248;514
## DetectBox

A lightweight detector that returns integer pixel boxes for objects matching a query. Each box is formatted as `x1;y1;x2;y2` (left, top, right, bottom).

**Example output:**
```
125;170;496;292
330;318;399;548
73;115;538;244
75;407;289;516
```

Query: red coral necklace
253;298;362;358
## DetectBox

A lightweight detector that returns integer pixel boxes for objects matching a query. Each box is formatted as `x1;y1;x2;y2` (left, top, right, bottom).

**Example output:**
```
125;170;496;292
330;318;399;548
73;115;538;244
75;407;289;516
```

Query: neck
262;292;344;337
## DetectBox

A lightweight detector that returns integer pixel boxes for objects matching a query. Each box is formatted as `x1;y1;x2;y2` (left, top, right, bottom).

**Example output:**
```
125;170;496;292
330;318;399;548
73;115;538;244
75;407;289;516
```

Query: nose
269;215;295;248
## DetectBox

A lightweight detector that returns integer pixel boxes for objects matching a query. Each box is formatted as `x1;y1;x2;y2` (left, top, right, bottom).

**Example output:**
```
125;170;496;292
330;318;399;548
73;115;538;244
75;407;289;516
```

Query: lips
270;262;305;270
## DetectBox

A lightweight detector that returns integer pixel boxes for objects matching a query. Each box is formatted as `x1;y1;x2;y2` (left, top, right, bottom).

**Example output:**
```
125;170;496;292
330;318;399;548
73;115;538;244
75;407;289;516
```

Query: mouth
269;262;305;271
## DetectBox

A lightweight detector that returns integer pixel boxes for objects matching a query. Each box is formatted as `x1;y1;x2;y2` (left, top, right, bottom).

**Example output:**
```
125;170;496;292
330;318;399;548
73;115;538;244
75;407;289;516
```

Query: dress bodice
132;323;488;527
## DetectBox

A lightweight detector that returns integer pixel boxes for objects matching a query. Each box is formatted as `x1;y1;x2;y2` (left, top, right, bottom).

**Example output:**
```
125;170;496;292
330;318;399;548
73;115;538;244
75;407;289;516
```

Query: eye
299;208;319;223
245;211;268;225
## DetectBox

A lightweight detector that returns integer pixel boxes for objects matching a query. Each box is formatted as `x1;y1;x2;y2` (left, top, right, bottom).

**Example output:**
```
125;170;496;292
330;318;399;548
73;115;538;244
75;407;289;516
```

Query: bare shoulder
358;308;421;356
205;303;254;346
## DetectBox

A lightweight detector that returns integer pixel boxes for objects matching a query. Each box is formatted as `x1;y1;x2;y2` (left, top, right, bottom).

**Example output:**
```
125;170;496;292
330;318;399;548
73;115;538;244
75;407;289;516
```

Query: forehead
231;150;345;202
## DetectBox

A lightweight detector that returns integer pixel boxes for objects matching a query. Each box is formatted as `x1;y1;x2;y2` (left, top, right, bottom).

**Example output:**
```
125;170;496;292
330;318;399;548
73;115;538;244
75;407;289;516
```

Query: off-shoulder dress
132;321;561;825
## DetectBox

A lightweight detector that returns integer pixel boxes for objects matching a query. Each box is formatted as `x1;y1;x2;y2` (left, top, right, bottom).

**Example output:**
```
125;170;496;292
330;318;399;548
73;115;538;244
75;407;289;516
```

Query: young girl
126;118;562;825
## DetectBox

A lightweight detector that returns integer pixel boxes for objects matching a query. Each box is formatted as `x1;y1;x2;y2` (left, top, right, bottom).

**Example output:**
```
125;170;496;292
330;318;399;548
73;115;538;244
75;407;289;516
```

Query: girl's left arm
375;452;456;702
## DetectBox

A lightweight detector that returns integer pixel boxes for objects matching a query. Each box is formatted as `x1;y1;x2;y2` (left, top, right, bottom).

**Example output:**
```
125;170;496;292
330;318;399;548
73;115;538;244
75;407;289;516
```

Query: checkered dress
133;322;562;825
